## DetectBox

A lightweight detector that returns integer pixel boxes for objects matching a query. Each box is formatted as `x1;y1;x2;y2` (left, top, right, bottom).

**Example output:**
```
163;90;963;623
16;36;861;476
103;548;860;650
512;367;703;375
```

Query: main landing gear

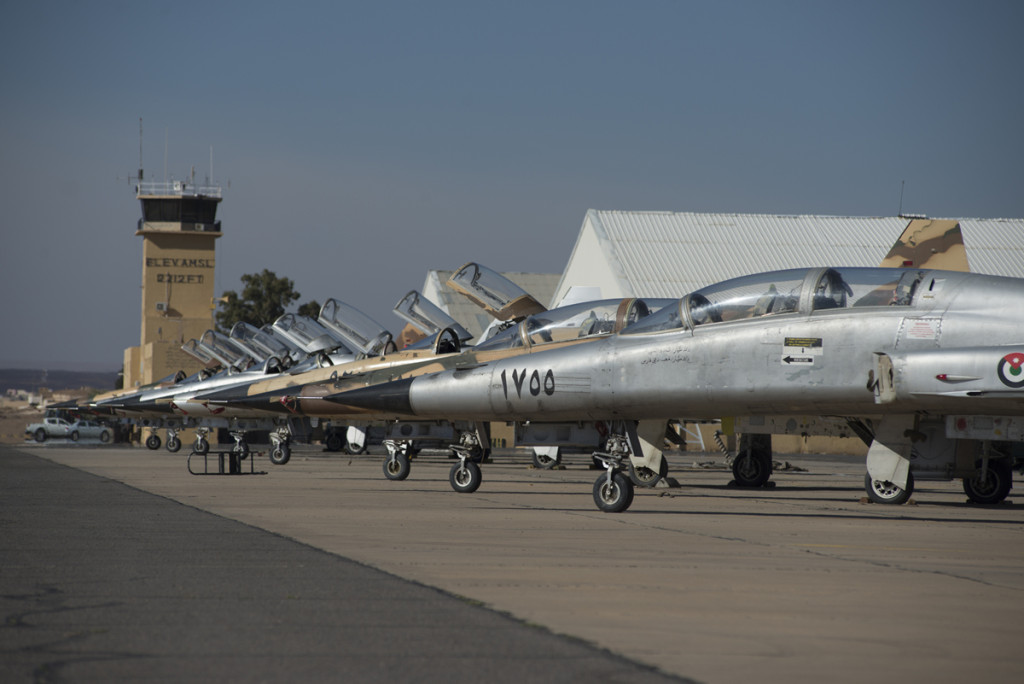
381;428;489;494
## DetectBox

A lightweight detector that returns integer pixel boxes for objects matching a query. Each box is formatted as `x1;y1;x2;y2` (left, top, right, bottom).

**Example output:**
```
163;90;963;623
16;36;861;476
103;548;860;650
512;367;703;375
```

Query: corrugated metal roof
561;210;1024;299
958;218;1024;277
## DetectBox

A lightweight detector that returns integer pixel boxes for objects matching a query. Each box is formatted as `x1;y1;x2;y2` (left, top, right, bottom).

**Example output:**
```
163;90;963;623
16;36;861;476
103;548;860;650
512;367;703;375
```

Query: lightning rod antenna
138;117;144;180
898;180;905;217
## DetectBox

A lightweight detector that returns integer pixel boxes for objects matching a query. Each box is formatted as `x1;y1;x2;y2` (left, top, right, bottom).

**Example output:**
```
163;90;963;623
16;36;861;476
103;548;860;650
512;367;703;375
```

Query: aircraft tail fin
879;219;969;271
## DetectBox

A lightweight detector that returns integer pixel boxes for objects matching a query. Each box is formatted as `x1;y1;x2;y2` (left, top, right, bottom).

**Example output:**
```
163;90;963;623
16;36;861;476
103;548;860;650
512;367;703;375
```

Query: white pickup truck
25;417;72;442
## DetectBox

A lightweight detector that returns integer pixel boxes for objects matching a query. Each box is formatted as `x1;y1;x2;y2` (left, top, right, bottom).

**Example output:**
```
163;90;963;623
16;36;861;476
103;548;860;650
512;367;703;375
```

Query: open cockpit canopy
447;262;546;321
230;322;295;365
272;314;347;355
319;299;394;357
394;290;473;342
475;297;674;351
622;267;933;335
198;330;253;370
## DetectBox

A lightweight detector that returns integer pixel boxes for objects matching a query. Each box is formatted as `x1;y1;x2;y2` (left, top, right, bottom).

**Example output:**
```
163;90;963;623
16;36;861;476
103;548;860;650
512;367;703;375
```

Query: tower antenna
898;180;905;217
138;117;144;180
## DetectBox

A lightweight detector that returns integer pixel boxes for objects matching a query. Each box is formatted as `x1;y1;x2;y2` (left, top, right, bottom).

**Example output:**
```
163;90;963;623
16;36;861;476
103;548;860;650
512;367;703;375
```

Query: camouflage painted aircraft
325;266;1024;512
199;290;672;488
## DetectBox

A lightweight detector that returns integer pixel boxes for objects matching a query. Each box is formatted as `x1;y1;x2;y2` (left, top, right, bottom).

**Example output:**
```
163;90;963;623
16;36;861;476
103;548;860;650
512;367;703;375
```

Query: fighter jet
326;266;1024;512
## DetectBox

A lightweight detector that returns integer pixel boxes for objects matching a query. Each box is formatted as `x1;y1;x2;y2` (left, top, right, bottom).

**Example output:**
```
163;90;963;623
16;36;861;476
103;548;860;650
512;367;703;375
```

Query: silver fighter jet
328;266;1024;511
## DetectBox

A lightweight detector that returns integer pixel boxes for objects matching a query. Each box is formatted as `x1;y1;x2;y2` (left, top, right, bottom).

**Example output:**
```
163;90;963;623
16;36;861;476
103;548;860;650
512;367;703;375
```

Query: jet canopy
475;297;674;351
272;314;347;355
447;262;546;321
394;290;473;342
622;267;933;335
181;338;219;368
198;330;253;370
319;298;394;357
229;322;295;366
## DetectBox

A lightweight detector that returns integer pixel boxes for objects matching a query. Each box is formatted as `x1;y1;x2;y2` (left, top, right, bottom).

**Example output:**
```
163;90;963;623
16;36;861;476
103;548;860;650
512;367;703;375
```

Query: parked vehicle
67;420;113;443
25;417;113;443
25;417;73;442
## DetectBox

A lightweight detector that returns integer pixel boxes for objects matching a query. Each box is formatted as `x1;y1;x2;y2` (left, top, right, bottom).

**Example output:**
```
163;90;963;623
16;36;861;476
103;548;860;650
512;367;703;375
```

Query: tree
297;300;321;320
215;269;315;331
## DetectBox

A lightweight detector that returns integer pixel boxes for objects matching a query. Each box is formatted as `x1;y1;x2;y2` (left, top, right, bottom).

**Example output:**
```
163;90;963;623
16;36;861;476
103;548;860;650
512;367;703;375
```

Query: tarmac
2;442;1023;683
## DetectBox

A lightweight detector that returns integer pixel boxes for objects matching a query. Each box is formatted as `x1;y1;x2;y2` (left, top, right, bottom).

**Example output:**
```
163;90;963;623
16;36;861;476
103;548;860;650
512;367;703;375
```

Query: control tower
123;173;222;389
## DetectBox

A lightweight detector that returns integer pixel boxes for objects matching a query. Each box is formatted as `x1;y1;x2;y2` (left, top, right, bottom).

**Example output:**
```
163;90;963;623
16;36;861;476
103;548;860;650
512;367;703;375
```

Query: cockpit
273;314;348;355
319;298;396;358
475;297;675;351
198;330;254;371
447;262;547;321
394;290;473;342
230;322;297;369
622;267;932;335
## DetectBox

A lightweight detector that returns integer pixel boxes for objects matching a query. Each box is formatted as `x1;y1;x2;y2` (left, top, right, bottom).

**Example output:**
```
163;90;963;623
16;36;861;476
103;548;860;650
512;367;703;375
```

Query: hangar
552;210;1024;305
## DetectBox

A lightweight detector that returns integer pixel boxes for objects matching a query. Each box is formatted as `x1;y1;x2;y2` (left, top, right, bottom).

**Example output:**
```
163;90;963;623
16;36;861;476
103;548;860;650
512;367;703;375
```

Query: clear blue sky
2;1;1021;371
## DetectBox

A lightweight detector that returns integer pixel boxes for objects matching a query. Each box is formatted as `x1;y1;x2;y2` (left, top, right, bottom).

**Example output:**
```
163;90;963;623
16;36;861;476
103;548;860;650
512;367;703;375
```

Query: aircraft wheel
345;440;367;455
324;432;344;452
270;444;291;465
194;438;209;455
70;431;80;442
629;456;669;488
865;471;914;505
383;453;411;481
34;428;47;442
963;459;1013;504
233;441;249;460
166;437;181;453
593;472;635;513
732;447;773;487
449;460;482;493
531;448;562;469
100;430;111;443
146;434;162;450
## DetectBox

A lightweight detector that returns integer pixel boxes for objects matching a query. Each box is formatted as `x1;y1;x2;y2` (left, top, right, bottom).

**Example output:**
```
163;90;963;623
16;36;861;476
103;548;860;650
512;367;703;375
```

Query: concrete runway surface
2;443;1022;683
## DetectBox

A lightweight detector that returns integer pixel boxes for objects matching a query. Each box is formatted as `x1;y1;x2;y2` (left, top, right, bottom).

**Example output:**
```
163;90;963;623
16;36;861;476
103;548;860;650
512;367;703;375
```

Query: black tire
449;460;482;493
70;431;80;442
865;471;915;505
166;437;181;453
233;441;250;460
99;430;111;443
344;439;367;455
383;453;411;481
531;448;562;469
324;432;344;452
733;435;773;487
270;444;291;465
593;471;635;513
145;434;161;450
194;438;209;455
629;456;669;488
962;459;1013;504
34;428;47;443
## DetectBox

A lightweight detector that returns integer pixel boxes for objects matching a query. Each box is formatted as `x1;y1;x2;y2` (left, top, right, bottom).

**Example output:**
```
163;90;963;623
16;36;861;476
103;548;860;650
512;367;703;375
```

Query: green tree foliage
297;300;321;320
215;269;316;331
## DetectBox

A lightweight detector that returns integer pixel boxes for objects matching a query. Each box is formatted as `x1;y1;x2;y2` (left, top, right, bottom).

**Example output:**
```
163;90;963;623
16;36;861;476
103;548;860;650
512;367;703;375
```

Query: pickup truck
25;417;73;442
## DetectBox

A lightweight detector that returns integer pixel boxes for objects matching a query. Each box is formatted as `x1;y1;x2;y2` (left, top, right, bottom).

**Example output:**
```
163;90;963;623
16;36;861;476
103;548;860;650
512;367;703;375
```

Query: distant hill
0;369;120;394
